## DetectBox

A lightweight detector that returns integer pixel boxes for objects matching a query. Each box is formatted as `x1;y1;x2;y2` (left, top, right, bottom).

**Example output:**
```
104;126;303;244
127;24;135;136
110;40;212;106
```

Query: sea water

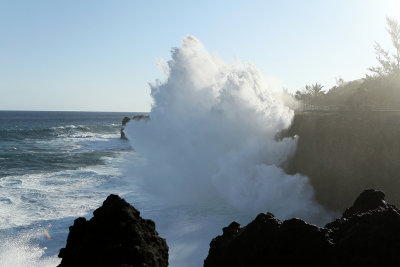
0;110;246;267
0;36;334;267
0;111;136;266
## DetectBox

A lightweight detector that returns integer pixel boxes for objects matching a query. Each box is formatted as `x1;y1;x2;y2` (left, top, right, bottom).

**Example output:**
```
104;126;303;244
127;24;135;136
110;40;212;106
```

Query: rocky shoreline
58;189;400;266
205;189;400;266
57;194;168;267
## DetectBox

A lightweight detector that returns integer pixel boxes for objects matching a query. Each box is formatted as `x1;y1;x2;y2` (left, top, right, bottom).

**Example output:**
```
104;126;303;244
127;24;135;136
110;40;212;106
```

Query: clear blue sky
0;0;398;111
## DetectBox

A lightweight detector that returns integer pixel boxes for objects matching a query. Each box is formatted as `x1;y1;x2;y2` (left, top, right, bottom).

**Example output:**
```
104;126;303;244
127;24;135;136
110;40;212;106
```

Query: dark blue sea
0;111;137;266
0;110;272;267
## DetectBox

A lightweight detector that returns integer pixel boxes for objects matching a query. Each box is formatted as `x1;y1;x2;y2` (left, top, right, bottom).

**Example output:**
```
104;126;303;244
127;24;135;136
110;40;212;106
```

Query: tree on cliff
295;83;325;109
295;83;324;100
369;17;400;76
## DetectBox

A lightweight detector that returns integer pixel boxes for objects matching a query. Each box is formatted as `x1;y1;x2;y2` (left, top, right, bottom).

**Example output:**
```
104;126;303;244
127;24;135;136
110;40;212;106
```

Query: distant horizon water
0;110;149;113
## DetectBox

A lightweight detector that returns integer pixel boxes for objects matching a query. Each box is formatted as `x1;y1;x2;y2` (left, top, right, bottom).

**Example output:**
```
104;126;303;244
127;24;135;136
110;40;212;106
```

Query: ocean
0;110;248;267
0;37;334;267
0;111;137;266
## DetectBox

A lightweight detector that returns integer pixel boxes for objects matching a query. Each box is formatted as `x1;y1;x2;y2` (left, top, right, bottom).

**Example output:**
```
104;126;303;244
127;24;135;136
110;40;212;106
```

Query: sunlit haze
0;0;399;111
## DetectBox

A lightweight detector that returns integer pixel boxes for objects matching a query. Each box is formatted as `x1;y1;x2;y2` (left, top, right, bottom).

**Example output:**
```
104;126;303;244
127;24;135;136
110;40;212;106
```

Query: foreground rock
205;189;400;266
58;194;168;267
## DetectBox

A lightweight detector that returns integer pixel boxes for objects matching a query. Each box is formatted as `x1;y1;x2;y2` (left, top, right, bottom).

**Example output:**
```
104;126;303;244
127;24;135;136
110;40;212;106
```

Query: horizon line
0;109;149;113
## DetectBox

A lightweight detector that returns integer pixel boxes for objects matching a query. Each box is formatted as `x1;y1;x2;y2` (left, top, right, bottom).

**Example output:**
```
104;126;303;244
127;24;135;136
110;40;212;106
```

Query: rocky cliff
58;189;400;266
58;194;168;267
281;111;400;211
204;189;400;266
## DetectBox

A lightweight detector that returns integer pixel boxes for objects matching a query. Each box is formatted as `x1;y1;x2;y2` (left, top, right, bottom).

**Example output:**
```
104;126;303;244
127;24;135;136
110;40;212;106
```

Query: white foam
0;230;60;267
125;35;330;222
124;35;333;266
0;151;135;266
0;161;127;230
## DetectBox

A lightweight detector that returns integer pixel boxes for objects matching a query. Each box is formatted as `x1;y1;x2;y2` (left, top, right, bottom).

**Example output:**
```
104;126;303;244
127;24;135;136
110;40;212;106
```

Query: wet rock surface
120;117;131;140
205;189;400;266
120;115;149;140
58;194;168;267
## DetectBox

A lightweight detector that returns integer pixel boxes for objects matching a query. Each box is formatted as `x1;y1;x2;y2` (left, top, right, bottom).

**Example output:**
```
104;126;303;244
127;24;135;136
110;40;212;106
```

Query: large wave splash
0;230;59;267
126;35;330;224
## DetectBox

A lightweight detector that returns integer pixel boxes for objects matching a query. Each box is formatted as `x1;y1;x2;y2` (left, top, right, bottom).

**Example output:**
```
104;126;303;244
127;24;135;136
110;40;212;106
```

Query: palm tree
369;17;400;76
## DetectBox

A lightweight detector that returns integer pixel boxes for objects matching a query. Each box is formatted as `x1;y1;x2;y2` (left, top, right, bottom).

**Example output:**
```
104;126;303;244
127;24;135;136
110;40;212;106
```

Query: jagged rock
326;189;400;266
58;194;168;267
132;115;150;121
120;115;150;140
122;117;131;126
205;189;400;266
342;188;388;218
120;117;131;140
205;213;331;267
120;129;127;140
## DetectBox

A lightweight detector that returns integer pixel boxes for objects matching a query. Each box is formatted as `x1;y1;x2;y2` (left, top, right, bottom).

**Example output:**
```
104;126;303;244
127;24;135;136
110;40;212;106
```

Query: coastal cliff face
281;111;400;211
204;189;400;266
58;194;168;267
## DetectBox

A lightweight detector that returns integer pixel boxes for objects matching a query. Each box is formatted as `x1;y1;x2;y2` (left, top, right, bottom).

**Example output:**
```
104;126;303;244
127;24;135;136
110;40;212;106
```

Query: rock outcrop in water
58;194;168;267
120;115;150;140
204;189;400;266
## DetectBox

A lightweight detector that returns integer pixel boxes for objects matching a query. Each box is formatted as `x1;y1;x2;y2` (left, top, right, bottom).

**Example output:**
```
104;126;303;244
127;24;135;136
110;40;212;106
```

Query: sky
0;0;399;112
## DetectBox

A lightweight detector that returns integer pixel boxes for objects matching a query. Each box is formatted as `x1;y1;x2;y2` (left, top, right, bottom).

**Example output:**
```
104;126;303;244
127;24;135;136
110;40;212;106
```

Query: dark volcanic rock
120;115;150;140
205;189;400;266
120;117;131;140
122;116;131;126
58;194;168;267
341;188;388;218
282;111;400;211
132;115;150;121
205;213;331;267
325;189;400;266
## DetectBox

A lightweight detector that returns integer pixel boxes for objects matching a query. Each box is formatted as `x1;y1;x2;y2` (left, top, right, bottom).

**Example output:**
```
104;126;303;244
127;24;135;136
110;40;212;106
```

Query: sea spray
124;35;333;265
0;229;59;267
0;112;135;266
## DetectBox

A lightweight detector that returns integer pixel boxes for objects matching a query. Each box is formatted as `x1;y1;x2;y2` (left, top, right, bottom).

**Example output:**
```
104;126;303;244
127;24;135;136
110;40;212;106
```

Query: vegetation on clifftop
293;17;400;111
